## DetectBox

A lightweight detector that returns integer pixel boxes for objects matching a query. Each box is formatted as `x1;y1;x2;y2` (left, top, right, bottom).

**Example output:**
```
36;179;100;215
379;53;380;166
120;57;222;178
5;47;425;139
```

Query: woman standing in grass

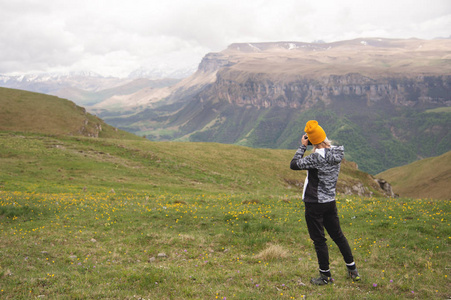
290;120;361;285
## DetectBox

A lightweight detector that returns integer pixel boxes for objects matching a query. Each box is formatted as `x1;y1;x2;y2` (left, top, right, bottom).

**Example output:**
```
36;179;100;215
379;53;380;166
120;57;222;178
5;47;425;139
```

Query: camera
304;135;312;145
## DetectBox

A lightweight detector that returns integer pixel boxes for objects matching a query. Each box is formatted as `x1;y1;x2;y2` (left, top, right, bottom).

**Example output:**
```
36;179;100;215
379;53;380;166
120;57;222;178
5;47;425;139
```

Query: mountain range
102;38;451;174
1;37;450;174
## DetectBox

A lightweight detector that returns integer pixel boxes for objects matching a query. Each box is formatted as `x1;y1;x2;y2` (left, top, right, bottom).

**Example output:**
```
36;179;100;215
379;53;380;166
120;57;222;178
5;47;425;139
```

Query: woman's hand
301;134;309;147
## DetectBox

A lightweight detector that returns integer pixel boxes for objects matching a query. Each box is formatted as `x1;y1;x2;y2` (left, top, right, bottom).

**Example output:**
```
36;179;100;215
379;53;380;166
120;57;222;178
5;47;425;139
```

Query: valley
1;38;450;175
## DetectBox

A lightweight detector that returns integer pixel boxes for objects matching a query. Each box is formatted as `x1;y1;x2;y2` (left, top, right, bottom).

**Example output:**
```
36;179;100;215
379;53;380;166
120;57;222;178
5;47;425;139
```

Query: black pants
305;201;354;271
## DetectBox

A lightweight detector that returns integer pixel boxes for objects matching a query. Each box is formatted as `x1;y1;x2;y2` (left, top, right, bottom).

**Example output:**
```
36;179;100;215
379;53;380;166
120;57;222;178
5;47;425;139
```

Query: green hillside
378;151;451;200
0;132;384;198
0;87;140;140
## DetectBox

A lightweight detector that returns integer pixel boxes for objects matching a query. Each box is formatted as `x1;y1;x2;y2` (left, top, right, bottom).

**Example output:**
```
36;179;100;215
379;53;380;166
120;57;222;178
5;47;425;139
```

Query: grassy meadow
0;132;450;299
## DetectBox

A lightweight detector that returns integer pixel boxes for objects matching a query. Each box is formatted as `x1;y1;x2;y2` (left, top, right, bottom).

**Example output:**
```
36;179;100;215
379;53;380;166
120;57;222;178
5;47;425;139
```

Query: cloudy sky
1;0;450;78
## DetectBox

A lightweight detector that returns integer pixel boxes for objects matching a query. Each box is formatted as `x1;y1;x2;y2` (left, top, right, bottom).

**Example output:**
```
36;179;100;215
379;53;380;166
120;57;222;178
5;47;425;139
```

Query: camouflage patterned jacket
290;145;344;203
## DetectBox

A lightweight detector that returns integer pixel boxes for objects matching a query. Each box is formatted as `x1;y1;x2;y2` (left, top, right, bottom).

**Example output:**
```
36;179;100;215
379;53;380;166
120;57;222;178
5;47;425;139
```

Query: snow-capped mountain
0;71;102;84
0;66;194;96
0;71;128;94
0;69;186;108
127;66;197;79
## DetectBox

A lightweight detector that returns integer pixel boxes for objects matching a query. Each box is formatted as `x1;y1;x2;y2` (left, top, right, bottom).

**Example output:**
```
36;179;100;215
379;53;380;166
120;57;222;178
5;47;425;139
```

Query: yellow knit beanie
304;120;326;145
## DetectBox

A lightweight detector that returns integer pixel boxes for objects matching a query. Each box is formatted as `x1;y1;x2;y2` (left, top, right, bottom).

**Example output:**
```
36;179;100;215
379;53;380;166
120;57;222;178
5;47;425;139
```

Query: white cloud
0;0;449;77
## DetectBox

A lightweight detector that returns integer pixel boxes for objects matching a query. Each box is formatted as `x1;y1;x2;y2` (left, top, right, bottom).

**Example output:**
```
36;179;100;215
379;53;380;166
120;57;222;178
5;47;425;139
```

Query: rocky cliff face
205;71;451;109
191;38;451;111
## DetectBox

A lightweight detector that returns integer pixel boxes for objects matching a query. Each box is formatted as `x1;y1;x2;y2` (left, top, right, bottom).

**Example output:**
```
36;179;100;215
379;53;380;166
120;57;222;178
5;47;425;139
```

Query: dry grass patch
254;244;289;261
